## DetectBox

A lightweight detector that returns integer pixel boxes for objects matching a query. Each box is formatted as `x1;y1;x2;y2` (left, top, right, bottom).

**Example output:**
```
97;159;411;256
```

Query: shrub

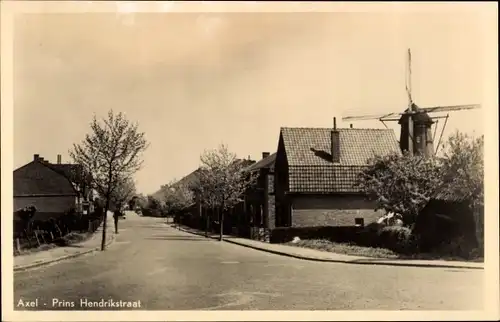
432;236;481;259
377;226;416;254
53;232;89;246
354;222;384;247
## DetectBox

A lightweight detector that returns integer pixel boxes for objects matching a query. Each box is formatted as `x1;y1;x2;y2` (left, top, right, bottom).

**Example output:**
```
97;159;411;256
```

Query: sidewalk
173;224;484;270
14;213;116;272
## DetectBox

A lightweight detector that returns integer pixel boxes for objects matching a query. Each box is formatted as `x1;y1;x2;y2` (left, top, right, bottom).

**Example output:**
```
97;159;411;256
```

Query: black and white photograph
1;1;498;321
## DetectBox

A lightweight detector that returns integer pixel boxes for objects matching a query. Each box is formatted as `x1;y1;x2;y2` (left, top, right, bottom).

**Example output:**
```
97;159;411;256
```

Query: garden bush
354;222;384;247
377;225;417;254
430;236;482;260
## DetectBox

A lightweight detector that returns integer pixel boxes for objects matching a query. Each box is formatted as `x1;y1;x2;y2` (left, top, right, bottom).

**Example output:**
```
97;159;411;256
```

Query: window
355;217;364;227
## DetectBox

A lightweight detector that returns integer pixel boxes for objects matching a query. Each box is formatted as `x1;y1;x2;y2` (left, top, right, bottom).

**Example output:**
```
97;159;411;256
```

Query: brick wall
267;172;276;229
14;196;76;214
291;194;384;227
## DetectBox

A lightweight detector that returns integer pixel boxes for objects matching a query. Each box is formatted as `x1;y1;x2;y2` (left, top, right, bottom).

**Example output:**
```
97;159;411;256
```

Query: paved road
14;211;483;310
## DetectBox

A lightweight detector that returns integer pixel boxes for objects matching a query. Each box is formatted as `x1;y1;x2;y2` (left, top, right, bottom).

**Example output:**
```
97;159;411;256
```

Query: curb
173;225;484;270
14;229;117;273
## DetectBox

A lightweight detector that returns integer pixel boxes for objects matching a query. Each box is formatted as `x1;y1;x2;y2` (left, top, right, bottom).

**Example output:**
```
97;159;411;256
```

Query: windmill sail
420;104;481;114
406;48;413;106
342;112;403;121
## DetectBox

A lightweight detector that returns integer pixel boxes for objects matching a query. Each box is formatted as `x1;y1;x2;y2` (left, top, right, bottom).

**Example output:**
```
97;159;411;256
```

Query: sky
13;8;488;195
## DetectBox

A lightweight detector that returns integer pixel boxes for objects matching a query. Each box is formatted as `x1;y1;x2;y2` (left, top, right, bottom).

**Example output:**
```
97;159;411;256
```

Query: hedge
377;225;417;254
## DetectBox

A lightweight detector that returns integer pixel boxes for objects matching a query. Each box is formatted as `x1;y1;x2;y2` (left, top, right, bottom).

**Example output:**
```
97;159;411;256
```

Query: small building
14;154;93;222
274;119;401;228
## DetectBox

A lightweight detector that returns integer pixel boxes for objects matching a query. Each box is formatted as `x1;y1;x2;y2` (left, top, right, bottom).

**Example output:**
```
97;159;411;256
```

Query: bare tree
70;110;148;250
197;144;257;241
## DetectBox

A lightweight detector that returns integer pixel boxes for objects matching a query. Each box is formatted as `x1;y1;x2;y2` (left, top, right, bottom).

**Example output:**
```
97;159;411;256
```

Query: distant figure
113;210;120;234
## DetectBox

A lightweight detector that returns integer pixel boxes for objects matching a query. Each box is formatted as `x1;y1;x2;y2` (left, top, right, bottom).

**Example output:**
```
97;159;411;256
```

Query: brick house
14;154;93;221
274;120;401;228
238;152;276;241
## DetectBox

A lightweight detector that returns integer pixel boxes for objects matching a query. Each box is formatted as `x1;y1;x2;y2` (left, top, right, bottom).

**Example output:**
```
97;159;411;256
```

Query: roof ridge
281;127;394;131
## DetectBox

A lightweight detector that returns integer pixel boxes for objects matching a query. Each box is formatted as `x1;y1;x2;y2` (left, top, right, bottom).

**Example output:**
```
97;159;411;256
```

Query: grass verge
285;239;484;262
285;239;399;258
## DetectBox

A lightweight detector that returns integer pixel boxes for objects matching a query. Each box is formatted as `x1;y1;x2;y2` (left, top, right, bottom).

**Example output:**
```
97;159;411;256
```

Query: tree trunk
101;198;110;251
114;214;119;234
15;238;21;254
55;223;63;237
205;207;210;238
219;202;224;241
34;231;41;247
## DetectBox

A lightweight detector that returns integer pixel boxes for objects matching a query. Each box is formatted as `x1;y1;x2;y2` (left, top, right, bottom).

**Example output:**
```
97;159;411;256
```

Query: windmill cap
399;107;435;124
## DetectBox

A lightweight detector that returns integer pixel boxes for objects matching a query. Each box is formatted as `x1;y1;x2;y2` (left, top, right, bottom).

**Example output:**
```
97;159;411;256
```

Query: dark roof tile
14;161;77;196
281;127;401;166
245;153;276;172
281;127;401;193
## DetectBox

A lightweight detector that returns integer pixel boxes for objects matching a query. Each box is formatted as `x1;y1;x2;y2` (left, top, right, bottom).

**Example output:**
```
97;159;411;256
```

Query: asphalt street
14;211;484;310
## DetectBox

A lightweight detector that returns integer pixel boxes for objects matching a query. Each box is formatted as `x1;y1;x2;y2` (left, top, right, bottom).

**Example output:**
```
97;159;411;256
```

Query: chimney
262;152;270;159
57;154;62;164
331;117;340;163
39;157;44;162
33;154;40;161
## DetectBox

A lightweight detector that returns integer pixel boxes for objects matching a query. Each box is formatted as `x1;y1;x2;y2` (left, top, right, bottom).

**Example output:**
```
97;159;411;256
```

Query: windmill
342;49;481;158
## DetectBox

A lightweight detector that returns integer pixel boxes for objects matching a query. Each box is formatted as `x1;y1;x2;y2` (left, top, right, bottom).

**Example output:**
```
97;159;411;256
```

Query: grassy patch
285;239;400;259
285;239;484;262
396;252;484;263
61;232;92;245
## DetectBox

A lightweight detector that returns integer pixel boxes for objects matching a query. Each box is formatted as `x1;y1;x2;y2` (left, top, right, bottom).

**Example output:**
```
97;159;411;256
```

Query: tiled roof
281;127;401;193
14;160;78;196
281;127;401;166
288;165;366;193
49;163;82;179
174;169;201;189
433;186;473;203
245;153;276;172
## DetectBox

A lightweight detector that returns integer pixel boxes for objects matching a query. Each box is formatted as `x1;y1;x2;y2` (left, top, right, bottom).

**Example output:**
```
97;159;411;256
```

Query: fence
13;212;103;256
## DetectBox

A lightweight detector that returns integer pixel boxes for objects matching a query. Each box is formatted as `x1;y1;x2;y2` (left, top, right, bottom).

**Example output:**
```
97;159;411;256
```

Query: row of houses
164;118;402;242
